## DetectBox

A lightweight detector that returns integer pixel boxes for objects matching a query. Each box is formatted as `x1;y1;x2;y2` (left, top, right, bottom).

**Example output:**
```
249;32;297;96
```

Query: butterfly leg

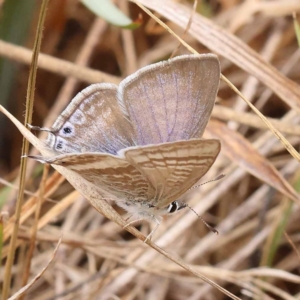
144;217;160;243
123;217;160;243
123;218;144;229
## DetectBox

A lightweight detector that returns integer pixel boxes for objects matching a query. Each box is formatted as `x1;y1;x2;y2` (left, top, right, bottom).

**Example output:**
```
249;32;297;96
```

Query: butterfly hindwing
48;84;134;155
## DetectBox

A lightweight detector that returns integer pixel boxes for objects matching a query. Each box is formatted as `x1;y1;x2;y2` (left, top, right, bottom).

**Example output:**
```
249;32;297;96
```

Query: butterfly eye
168;201;178;213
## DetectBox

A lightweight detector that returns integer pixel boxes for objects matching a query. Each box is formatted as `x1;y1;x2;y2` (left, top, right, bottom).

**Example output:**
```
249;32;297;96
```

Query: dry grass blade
2;171;64;244
1;1;48;298
0;40;120;84
221;74;300;162
170;0;198;58
207;120;299;203
20;164;49;300
212;105;300;135
293;13;300;47
0;177;57;203
1;189;78;259
252;278;296;300
8;236;62;300
284;232;300;263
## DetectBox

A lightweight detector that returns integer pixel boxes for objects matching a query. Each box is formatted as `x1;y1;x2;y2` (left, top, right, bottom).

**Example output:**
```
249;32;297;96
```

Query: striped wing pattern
49;139;220;209
123;139;221;208
48;153;154;202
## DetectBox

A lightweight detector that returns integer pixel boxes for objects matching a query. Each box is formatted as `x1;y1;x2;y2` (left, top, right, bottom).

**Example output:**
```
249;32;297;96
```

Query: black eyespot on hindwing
63;127;72;134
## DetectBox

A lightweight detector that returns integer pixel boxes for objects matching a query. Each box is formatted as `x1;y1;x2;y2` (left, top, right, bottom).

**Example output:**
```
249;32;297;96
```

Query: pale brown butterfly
0;54;221;237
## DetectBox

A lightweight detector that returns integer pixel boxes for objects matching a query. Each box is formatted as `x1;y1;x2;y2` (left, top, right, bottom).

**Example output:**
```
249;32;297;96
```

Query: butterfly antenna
185;204;219;235
189;174;225;191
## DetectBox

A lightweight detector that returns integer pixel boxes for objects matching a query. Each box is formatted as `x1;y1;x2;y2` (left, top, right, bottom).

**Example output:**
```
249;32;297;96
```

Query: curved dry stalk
212;105;300;135
221;74;300;162
8;237;62;300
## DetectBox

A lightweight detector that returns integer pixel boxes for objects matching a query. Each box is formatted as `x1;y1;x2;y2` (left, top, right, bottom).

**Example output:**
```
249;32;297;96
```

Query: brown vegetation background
0;0;300;299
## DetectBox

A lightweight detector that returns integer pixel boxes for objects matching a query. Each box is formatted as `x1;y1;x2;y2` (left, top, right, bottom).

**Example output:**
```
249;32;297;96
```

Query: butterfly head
165;201;187;214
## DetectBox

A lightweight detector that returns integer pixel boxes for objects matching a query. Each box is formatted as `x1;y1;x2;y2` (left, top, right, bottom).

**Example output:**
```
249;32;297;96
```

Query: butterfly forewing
123;139;221;208
47;84;134;155
118;54;220;146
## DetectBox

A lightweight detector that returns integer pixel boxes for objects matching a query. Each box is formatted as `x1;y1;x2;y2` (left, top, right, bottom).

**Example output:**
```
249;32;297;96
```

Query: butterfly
1;54;221;233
